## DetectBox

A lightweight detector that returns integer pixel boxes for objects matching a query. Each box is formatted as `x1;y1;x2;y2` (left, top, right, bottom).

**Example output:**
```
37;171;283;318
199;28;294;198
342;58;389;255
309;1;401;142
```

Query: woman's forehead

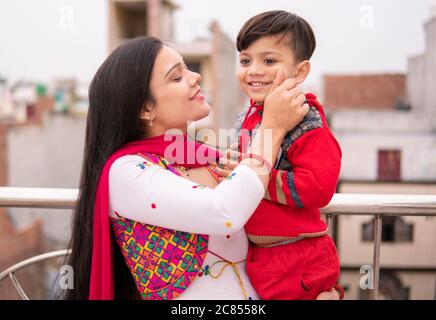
155;45;184;70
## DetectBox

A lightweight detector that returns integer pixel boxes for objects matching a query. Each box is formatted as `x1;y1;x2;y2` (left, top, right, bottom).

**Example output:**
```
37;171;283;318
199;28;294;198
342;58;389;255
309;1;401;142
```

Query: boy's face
237;35;300;103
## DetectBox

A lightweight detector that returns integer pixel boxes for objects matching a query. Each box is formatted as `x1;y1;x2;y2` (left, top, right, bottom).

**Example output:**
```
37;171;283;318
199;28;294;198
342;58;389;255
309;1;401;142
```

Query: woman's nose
189;71;202;86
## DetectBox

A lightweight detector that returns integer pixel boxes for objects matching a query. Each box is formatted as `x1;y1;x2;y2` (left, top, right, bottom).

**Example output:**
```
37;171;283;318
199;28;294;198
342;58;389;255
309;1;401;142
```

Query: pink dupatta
89;134;221;299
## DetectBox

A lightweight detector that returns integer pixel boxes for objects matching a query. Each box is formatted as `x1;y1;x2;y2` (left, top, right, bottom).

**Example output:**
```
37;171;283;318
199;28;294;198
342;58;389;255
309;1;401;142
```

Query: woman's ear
140;103;155;121
140;103;157;127
294;60;311;84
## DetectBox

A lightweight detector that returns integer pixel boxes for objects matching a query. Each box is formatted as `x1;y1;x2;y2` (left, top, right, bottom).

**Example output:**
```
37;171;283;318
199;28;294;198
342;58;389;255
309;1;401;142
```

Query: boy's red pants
246;235;341;300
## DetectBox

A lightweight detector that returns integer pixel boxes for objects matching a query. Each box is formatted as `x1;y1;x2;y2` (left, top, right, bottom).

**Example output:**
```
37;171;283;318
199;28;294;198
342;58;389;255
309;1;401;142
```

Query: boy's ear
294;60;311;84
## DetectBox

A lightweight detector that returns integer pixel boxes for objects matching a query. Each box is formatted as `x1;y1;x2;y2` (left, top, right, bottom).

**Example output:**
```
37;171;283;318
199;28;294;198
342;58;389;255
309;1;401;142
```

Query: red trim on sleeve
267;169;279;203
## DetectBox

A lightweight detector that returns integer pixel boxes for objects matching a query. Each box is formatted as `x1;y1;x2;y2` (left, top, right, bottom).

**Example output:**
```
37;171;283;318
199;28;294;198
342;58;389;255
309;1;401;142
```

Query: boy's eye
264;59;276;64
240;58;250;65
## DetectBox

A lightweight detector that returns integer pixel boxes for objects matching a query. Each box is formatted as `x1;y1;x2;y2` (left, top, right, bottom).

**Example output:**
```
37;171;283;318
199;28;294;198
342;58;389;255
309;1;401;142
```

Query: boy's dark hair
237;10;316;62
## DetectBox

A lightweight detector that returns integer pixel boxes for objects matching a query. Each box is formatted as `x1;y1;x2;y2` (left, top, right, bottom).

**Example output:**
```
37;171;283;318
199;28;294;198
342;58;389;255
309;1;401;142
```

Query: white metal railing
1;187;436;300
0;249;71;300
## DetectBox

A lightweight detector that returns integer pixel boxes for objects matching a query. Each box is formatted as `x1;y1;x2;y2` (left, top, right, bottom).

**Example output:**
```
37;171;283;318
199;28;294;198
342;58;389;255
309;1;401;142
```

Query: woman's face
145;45;211;134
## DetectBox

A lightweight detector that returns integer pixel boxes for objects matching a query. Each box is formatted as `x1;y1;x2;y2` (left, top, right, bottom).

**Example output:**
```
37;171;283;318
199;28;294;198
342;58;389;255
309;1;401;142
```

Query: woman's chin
194;105;211;121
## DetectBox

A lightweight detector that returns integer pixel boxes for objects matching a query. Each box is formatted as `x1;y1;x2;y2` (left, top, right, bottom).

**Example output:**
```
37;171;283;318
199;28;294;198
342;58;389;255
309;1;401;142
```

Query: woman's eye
265;59;276;64
240;59;250;65
172;76;182;82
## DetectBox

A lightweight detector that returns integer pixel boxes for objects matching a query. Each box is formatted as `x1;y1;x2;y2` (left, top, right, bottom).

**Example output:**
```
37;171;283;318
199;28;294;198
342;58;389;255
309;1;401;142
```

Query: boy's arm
264;127;341;208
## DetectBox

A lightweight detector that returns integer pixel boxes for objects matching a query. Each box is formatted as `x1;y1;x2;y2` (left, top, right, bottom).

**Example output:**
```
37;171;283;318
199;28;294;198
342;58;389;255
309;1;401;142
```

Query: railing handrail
1;186;435;216
0;249;71;300
1;186;436;300
0;249;71;282
0;187;79;209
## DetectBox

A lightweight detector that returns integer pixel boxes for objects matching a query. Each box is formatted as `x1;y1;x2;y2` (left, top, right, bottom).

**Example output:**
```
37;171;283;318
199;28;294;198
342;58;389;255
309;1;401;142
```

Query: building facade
108;0;242;136
326;12;436;299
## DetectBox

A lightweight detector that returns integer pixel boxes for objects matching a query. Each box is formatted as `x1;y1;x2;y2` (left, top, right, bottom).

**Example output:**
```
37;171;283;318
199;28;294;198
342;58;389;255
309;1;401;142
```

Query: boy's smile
237;35;303;103
247;81;273;90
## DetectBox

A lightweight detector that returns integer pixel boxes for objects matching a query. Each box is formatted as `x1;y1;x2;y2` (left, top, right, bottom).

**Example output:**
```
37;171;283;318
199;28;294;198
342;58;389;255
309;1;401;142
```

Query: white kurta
108;155;264;299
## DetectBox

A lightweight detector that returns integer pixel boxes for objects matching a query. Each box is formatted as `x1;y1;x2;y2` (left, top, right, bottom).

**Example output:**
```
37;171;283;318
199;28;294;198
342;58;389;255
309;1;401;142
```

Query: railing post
326;214;333;237
372;215;382;300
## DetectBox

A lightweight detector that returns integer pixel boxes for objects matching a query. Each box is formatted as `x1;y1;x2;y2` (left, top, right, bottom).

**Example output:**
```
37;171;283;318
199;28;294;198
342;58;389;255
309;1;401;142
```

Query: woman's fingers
214;166;233;178
219;148;242;165
227;149;242;162
230;142;239;151
294;92;307;107
263;72;310;133
268;70;284;94
300;103;310;117
278;77;301;92
217;158;239;170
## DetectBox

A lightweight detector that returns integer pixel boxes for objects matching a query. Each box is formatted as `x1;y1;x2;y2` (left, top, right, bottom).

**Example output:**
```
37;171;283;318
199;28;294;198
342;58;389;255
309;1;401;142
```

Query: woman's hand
214;144;241;180
221;71;310;188
262;70;310;136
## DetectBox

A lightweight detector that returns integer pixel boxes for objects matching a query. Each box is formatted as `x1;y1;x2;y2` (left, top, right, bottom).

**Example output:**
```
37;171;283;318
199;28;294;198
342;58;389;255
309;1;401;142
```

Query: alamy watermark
59;265;74;290
359;264;374;290
360;5;375;30
59;5;75;31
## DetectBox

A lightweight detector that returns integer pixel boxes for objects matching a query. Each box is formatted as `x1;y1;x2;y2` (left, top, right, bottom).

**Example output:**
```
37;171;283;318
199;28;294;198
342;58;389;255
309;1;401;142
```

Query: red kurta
236;93;343;300
237;93;342;237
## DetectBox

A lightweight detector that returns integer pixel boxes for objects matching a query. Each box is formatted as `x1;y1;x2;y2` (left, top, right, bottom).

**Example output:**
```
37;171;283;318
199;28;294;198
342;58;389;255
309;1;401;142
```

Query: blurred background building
108;0;241;132
325;9;436;299
0;0;241;299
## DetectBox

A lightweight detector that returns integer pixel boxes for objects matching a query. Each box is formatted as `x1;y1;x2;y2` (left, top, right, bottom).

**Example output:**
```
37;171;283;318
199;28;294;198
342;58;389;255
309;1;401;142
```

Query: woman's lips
190;89;205;101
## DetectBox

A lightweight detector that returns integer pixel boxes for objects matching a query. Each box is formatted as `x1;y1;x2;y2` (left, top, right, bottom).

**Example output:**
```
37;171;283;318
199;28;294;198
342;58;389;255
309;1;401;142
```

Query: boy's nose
247;64;265;76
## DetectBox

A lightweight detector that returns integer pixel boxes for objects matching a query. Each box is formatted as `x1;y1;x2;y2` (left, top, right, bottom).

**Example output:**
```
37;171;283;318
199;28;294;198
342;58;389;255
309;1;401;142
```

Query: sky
0;0;435;89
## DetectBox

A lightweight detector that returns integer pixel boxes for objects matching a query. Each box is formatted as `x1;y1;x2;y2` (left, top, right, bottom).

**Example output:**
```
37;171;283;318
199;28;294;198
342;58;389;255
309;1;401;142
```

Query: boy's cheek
277;67;294;80
236;71;251;95
236;69;245;84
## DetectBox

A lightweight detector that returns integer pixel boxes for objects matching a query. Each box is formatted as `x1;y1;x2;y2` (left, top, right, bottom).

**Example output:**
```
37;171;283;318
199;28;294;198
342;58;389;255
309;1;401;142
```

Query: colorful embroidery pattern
234;106;250;143
198;264;210;277
286;171;303;208
137;152;179;175
111;219;208;300
136;161;152;170
111;151;209;300
281;106;323;156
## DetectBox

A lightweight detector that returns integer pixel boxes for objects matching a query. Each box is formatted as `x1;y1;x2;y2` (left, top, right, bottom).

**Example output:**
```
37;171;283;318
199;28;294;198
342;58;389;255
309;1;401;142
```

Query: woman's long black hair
63;37;163;299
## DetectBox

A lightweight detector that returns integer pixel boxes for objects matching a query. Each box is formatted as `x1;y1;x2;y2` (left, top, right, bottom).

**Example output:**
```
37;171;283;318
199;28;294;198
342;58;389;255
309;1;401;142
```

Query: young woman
64;36;335;300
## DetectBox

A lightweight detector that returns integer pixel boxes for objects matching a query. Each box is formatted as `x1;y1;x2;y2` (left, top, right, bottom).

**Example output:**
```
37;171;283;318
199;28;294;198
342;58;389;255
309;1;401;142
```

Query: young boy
231;10;343;300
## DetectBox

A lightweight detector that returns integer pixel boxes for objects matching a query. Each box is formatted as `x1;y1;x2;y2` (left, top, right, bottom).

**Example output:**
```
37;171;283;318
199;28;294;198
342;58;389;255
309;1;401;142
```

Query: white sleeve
108;155;264;235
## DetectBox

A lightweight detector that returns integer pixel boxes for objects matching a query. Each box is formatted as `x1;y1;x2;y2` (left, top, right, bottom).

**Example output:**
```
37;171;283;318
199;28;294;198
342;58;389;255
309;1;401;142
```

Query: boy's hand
262;70;310;135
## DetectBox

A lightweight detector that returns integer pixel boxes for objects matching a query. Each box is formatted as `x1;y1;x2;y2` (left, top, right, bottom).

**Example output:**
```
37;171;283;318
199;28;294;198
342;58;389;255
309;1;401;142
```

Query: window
362;217;413;242
378;150;401;182
115;2;148;39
